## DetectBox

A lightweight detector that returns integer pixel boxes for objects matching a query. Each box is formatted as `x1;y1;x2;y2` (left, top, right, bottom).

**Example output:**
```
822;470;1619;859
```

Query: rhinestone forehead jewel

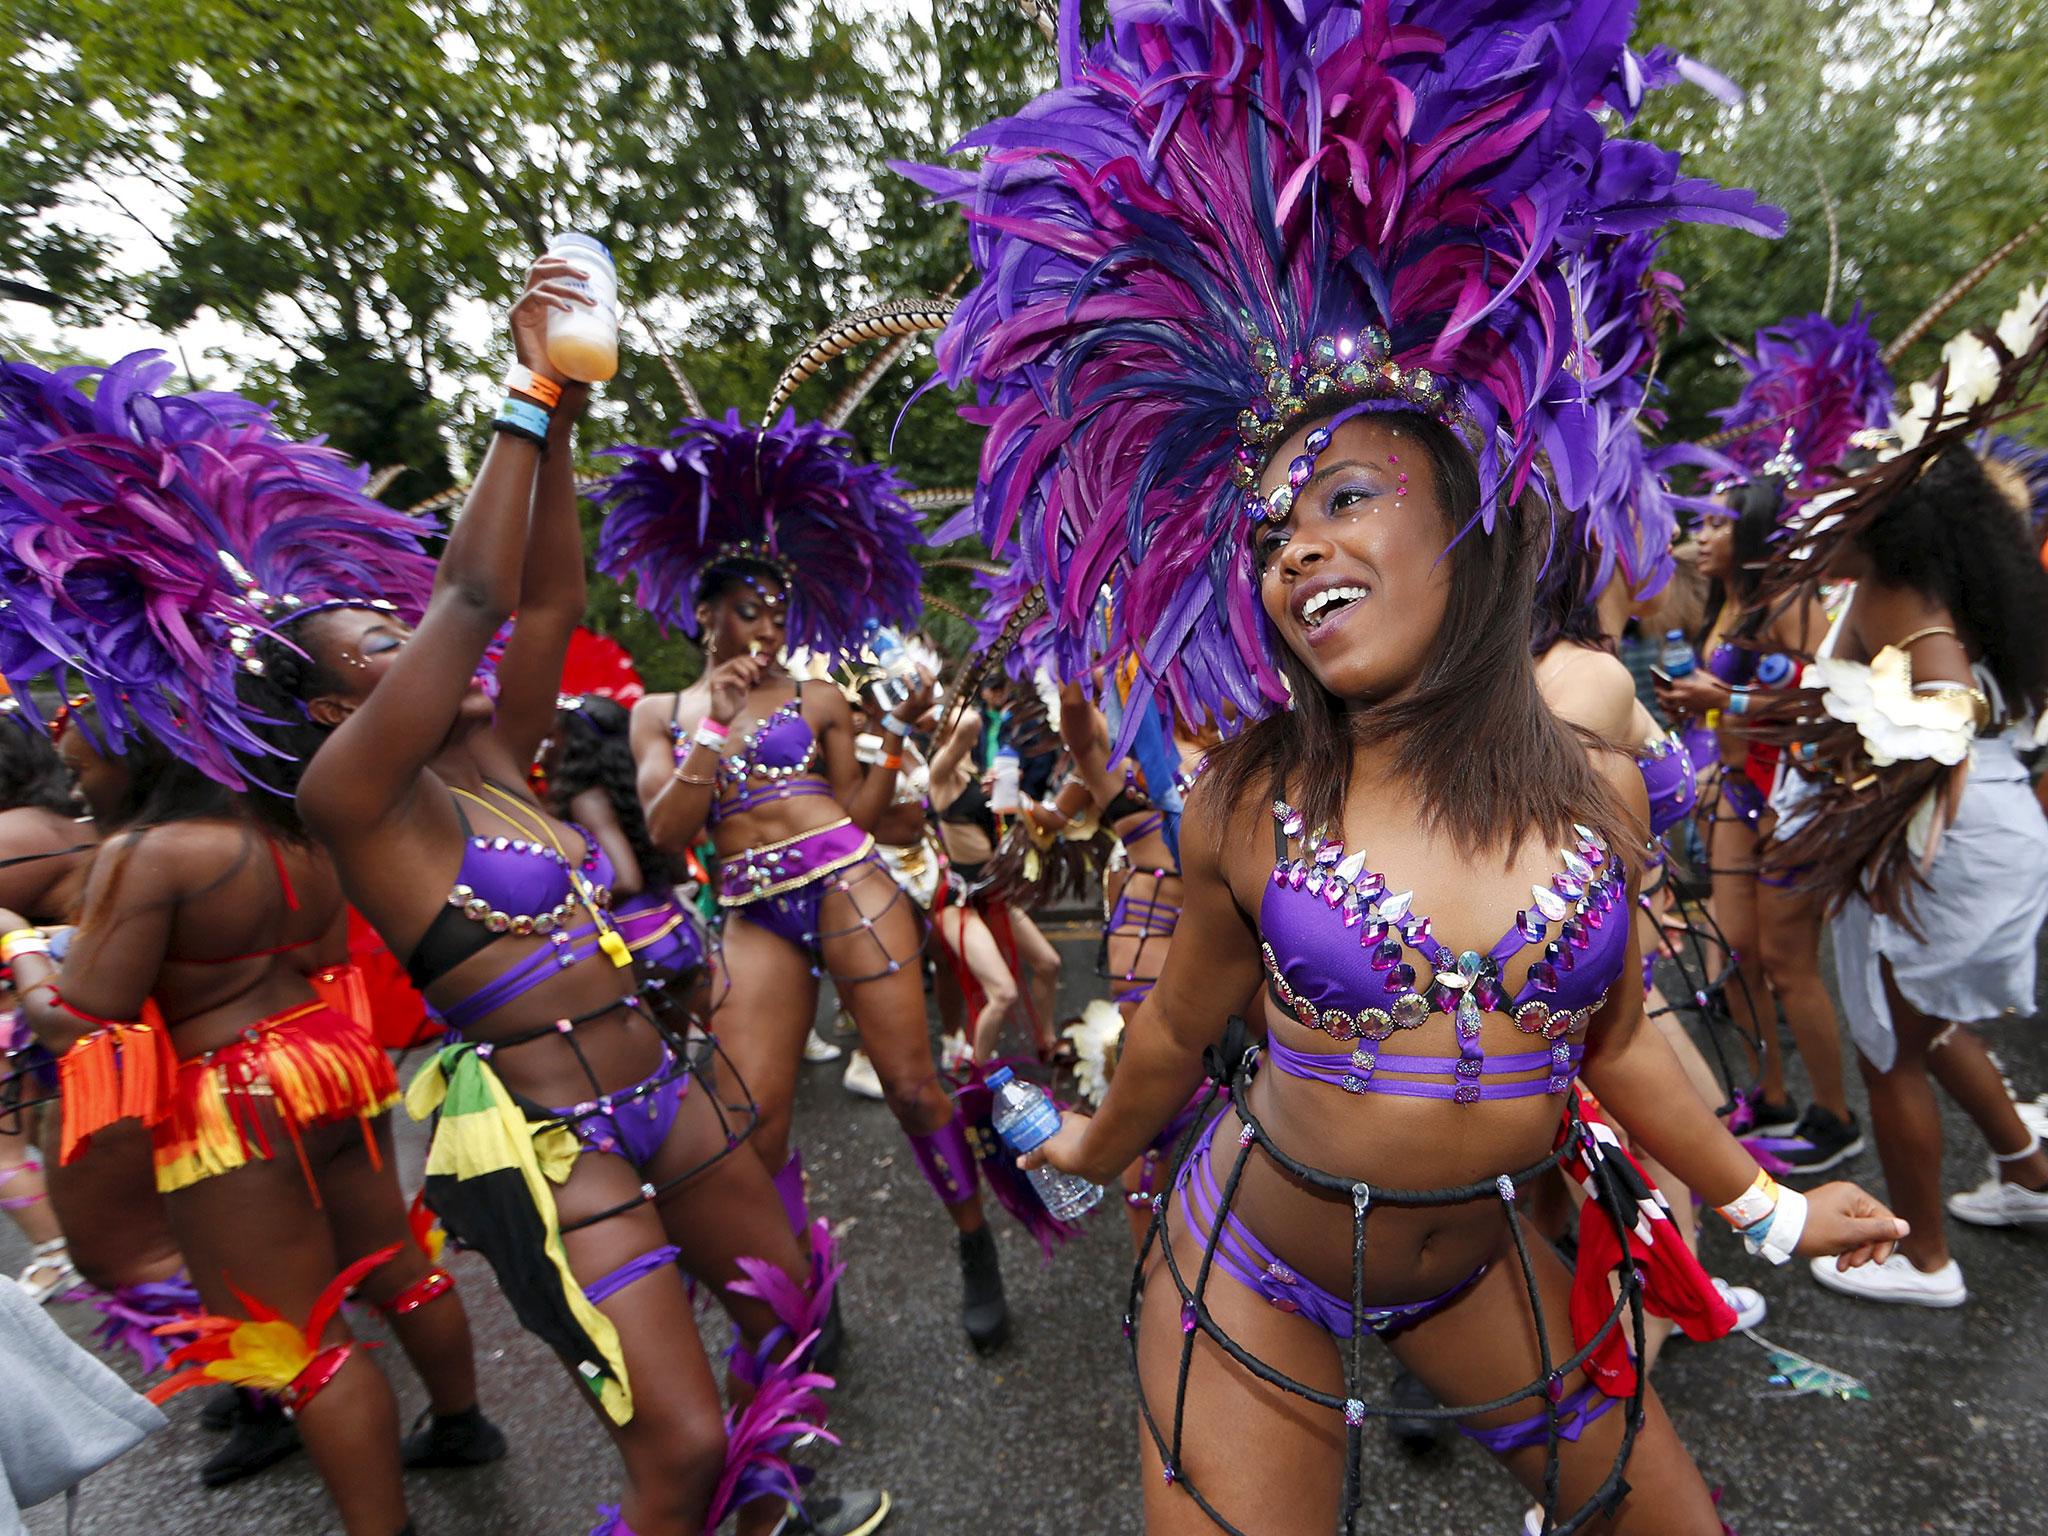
1233;327;1476;525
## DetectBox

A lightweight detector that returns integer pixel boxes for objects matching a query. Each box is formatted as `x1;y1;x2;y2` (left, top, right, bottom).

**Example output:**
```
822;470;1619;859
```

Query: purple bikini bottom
1172;1112;1621;1456
545;1041;693;1169
1173;1114;1486;1340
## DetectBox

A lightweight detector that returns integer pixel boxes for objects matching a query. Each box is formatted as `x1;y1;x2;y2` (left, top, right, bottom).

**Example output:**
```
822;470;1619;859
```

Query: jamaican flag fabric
405;1043;633;1424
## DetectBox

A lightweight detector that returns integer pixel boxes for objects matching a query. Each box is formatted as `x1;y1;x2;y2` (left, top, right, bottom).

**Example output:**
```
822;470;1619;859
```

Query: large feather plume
1711;307;1894;483
590;408;922;665
1565;232;1731;599
901;0;1782;734
0;352;438;788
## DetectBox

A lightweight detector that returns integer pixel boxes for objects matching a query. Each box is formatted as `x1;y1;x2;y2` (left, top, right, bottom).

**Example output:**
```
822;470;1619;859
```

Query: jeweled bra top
669;689;833;824
1258;798;1626;1103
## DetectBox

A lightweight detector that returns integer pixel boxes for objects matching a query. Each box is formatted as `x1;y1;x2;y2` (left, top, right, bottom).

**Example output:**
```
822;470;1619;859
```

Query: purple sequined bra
1258;799;1626;1103
671;692;833;824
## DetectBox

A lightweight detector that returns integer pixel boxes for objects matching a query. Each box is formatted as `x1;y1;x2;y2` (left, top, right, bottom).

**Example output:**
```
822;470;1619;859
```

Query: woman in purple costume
912;0;1905;1528
607;407;1011;1356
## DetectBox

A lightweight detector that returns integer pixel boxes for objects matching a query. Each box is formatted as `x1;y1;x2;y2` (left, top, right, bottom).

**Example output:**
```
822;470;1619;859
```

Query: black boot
957;1225;1009;1352
197;1384;244;1433
813;1288;846;1377
1385;1365;1446;1453
401;1403;509;1469
199;1393;301;1487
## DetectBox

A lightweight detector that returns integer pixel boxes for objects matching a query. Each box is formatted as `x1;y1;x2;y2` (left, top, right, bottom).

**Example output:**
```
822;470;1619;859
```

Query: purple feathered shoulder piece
0;352;438;789
590;407;922;665
1712;306;1894;484
901;0;1782;736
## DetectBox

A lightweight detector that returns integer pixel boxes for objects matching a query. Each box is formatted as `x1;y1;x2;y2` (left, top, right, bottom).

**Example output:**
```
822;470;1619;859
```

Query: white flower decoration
1063;998;1126;1106
1810;646;1978;767
1996;282;2047;359
1939;331;2002;412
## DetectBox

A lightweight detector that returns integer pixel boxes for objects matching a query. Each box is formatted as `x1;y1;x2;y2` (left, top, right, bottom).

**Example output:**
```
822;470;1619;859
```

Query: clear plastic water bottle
1659;628;1697;680
988;1067;1103;1221
865;621;915;711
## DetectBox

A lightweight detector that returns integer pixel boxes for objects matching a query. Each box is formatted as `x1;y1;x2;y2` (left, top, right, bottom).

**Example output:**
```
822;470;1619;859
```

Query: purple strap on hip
1264;1035;1583;1100
582;1244;682;1306
588;1504;639;1536
907;1116;980;1207
773;1149;810;1236
1459;1379;1622;1453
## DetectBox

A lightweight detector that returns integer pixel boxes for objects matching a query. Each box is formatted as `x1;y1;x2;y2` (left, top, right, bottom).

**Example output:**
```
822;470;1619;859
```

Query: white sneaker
1522;1507;1542;1536
804;1031;844;1063
842;1050;885;1102
1711;1275;1767;1331
940;1033;973;1073
2017;1098;2048;1140
1809;1252;1966;1308
1946;1170;2048;1228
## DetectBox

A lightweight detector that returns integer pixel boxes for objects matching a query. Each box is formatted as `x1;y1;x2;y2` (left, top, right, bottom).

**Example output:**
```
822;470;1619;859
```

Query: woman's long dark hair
547;696;681;890
0;714;79;815
1695;476;1783;649
1858;443;2048;715
239;609;357;805
1529;521;1613;658
1205;411;1629;866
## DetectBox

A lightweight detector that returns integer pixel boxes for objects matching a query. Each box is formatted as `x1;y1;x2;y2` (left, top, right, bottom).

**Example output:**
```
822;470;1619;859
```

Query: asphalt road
12;917;2048;1536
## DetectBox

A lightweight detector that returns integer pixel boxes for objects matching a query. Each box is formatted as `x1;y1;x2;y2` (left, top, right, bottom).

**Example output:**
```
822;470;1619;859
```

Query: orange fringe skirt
150;1002;399;1195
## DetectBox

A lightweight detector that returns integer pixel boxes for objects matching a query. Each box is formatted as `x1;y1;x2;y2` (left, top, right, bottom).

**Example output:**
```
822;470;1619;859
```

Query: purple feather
900;0;1783;738
970;551;1069;682
0;352;438;789
1711;307;1894;484
705;1219;844;1528
590;409;922;664
88;1273;203;1374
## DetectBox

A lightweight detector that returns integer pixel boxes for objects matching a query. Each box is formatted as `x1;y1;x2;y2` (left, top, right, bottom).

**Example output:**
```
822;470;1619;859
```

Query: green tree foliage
8;0;2044;683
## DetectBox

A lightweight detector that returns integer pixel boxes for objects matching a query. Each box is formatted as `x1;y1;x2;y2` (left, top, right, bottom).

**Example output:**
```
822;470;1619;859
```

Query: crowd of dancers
4;1;2048;1533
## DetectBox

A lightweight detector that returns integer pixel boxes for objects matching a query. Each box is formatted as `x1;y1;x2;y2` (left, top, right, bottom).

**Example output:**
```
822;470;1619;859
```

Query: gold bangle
672;767;719;788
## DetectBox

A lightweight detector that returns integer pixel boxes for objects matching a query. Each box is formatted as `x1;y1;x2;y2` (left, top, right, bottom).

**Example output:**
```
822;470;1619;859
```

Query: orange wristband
502;363;563;410
881;753;904;771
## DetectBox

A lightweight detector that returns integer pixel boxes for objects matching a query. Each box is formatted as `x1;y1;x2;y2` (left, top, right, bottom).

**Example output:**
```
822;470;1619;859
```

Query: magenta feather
900;0;1780;737
0;352;438;788
706;1218;844;1527
590;408;922;664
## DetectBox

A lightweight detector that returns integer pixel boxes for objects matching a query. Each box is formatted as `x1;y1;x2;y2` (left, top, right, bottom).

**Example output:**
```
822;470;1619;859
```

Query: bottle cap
986;1066;1014;1090
1665;629;1684;642
548;231;614;268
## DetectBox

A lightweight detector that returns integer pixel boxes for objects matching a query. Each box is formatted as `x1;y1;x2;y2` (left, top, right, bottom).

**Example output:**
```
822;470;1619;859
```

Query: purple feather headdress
0;353;438;789
1711;307;1894;485
1564;232;1732;599
901;0;1783;733
591;408;922;664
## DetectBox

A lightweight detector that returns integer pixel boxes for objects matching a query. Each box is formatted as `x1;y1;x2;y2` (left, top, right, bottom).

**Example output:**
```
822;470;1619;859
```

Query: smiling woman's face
1253;413;1455;704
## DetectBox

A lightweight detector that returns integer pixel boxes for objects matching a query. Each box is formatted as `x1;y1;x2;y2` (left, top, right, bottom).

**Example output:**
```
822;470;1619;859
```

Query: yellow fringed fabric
151;1003;399;1197
57;1019;177;1166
